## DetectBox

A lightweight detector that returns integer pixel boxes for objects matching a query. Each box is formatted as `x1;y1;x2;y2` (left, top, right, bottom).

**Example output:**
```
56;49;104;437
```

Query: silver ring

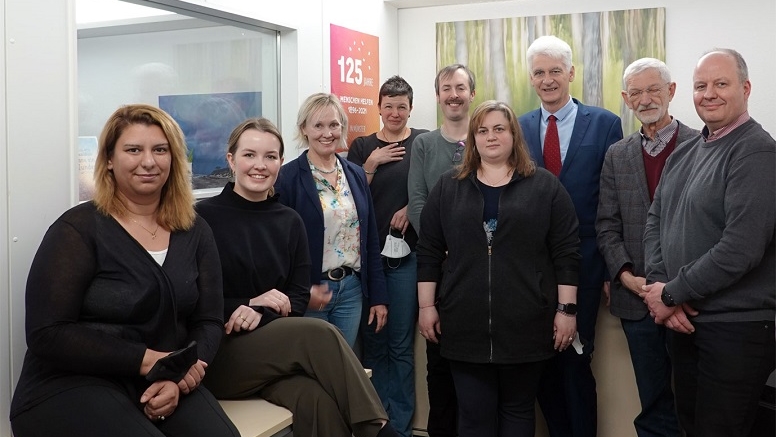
158;415;165;421
569;336;574;342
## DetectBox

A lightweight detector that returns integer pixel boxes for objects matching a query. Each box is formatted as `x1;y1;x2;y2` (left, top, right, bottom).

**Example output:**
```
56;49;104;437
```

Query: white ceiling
384;0;513;8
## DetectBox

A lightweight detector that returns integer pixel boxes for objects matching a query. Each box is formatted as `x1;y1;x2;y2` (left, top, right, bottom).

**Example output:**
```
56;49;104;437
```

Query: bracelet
419;303;436;309
363;165;377;175
556;310;576;317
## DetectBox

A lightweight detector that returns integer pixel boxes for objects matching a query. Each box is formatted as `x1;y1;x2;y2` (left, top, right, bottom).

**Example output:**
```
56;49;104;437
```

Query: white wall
2;0;77;434
397;0;776;136
201;0;400;159
0;3;8;435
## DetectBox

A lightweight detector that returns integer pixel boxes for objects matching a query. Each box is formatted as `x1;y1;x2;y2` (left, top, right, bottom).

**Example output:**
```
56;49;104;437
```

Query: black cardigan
416;168;580;364
11;202;224;418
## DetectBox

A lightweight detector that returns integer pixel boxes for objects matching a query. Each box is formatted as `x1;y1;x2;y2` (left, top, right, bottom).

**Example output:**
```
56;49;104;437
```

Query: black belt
322;266;356;282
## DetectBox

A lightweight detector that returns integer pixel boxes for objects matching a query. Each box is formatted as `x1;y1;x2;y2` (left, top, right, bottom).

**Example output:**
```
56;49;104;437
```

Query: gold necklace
381;127;408;144
479;169;513;186
129;217;160;239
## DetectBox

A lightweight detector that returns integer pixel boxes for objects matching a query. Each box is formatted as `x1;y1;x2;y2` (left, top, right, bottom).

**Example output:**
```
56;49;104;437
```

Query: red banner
330;24;380;149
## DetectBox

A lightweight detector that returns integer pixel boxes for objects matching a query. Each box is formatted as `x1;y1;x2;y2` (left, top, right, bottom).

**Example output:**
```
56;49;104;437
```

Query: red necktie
544;115;562;176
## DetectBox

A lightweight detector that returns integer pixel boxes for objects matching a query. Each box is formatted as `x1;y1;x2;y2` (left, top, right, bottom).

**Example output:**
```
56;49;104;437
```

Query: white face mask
381;233;411;259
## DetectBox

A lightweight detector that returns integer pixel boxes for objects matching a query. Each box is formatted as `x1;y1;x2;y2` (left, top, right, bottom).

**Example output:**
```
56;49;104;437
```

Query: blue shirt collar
540;96;575;122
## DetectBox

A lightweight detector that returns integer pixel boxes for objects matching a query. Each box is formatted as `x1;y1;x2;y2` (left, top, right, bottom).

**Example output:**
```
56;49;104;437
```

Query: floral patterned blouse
310;159;362;273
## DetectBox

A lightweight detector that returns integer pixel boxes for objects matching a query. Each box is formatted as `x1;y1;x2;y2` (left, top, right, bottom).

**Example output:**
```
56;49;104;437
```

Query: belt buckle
327;267;346;281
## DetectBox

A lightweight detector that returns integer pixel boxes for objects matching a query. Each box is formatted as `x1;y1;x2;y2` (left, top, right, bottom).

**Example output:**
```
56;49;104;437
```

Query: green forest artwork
436;8;665;135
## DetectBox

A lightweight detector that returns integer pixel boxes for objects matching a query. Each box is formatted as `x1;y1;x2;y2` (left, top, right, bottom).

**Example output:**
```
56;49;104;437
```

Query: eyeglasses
626;83;669;101
453;141;465;163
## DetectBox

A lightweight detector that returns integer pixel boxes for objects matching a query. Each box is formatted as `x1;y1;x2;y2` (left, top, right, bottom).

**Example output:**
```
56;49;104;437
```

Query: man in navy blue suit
518;35;623;437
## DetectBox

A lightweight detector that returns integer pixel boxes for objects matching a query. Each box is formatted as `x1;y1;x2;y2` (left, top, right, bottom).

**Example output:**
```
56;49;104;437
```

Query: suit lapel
562;101;591;178
624;136;651;207
525;110;544;166
299;151;325;220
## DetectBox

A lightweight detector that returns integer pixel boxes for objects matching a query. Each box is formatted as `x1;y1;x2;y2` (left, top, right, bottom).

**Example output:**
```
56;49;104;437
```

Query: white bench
219;369;372;437
219;398;293;437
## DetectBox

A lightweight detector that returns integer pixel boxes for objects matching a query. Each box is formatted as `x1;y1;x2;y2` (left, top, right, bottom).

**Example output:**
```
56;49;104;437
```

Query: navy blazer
519;98;623;288
275;151;388;307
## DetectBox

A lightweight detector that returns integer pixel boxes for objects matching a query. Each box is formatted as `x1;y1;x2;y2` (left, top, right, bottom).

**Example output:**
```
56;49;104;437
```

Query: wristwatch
556;303;578;315
661;289;677;307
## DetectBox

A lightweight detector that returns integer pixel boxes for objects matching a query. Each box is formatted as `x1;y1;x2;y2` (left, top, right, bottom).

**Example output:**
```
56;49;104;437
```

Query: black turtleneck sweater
196;183;312;327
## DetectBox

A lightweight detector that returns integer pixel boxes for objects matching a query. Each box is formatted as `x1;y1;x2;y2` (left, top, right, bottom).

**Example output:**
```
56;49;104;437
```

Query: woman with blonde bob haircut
276;93;389;349
10;104;238;437
417;100;581;437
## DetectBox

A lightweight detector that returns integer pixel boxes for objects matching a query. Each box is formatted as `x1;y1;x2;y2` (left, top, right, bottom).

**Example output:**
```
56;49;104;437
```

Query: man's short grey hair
623;58;672;87
526;35;573;72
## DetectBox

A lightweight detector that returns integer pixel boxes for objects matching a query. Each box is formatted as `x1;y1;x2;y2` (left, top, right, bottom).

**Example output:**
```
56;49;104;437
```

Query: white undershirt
148;248;168;266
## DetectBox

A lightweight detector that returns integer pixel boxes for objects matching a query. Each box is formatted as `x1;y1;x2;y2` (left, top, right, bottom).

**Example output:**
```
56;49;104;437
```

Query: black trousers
11;383;238;437
670;320;775;437
449;360;544;437
426;338;458;437
536;283;600;437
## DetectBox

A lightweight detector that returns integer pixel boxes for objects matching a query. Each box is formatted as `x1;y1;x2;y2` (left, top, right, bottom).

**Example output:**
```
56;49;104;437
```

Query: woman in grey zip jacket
416;101;581;437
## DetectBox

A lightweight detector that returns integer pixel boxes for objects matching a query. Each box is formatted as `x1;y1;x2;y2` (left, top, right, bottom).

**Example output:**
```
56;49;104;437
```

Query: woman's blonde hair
227;117;285;197
93;104;195;231
456;100;536;180
295;93;348;150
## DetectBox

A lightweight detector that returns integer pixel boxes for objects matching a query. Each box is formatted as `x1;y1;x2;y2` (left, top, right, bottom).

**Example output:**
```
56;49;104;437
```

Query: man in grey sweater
409;63;475;437
643;49;775;437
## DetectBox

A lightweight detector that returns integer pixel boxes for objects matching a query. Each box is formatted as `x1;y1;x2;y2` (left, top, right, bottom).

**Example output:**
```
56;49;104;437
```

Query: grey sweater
644;118;775;322
407;129;461;234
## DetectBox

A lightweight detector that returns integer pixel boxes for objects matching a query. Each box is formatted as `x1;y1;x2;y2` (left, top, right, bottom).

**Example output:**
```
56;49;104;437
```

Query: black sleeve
347;136;367;166
186;220;226;364
416;178;448;283
256;214;312;327
24;218;146;377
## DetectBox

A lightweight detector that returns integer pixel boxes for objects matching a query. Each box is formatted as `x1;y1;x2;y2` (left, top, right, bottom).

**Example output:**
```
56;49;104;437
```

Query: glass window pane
77;3;278;196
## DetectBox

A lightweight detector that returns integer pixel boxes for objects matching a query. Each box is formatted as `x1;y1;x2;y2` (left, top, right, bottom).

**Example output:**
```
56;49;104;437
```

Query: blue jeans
621;315;680;437
361;253;417;437
305;274;363;349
